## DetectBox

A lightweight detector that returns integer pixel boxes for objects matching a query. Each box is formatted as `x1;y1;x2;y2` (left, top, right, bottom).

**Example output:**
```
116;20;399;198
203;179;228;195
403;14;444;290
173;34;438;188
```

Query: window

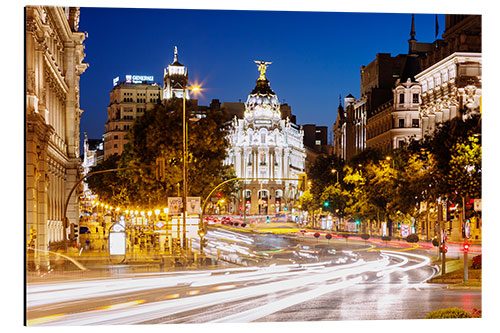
114;135;118;139
413;94;419;103
113;144;118;148
315;140;321;146
412;119;420;128
399;93;405;104
398;119;405;128
398;140;405;148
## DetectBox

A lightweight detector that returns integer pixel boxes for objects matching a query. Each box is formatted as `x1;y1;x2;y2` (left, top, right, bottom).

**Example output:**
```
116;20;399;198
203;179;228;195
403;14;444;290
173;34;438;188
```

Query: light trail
27;248;435;325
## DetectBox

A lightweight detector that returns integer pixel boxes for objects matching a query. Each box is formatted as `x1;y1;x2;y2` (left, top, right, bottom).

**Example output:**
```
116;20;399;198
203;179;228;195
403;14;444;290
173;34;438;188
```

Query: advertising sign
400;224;410;238
126;75;132;83
132;75;154;83
187;197;201;215
109;223;126;256
113;76;119;86
382;222;387;237
473;199;482;211
168;197;183;215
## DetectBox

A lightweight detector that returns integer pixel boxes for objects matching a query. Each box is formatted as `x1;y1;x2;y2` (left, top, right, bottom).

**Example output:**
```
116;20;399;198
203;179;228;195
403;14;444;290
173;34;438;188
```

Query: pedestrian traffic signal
266;216;270;223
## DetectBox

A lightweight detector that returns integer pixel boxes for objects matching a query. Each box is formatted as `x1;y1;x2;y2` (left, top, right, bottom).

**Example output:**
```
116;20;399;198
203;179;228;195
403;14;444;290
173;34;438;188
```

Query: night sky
78;6;445;143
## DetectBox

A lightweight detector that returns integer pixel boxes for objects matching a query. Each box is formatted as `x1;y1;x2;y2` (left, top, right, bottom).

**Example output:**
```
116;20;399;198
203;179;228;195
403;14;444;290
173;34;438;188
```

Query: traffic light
266;216;270;223
298;173;307;192
69;223;79;241
323;201;329;207
201;238;208;248
217;192;222;198
355;220;360;225
29;228;37;241
463;243;470;252
398;222;401;229
440;244;448;253
155;157;166;181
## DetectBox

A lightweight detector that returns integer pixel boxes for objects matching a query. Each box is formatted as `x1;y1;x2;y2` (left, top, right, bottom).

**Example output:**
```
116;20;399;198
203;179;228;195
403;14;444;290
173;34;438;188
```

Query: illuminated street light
182;82;203;250
331;169;339;183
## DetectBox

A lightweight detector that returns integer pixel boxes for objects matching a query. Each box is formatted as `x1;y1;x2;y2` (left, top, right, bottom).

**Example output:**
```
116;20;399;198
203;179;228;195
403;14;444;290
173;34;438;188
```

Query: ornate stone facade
366;78;422;152
26;6;88;270
416;52;481;136
226;63;306;215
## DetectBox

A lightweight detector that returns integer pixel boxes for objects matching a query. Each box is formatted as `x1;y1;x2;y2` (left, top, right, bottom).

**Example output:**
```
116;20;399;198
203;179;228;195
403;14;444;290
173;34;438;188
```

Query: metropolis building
26;6;88;269
225;62;306;215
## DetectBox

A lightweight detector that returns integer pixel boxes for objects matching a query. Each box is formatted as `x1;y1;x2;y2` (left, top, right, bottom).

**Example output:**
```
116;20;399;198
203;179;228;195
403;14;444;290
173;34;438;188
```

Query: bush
472;254;481;269
381;236;391;241
406;234;419;243
360;234;370;240
425;307;472;319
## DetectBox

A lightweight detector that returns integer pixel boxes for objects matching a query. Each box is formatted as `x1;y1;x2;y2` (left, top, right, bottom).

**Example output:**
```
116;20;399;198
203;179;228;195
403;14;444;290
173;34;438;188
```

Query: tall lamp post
331;169;339;183
182;83;201;250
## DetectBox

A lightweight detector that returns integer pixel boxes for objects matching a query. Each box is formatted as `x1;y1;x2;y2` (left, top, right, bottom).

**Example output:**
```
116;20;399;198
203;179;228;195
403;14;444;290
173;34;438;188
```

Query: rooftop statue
254;60;272;80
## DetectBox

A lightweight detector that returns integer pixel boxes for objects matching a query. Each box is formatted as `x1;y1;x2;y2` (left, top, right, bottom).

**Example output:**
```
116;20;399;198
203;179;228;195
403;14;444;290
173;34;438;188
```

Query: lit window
315;140;321;145
412;119;420;128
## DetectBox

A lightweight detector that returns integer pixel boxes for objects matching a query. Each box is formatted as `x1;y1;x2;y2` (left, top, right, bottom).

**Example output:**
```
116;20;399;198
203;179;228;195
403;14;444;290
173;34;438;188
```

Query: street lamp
386;156;395;168
182;82;202;250
331;169;339;183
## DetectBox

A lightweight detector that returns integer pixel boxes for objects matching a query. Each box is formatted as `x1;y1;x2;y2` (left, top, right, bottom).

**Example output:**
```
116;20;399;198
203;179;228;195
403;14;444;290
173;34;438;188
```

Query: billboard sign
109;223;126;256
168;197;183;215
187;197;201;215
132;75;154;83
113;76;119;86
400;224;410;238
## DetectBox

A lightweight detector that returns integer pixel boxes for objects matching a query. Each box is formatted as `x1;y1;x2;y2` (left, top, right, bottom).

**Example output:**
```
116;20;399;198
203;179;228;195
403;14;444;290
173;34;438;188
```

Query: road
26;226;481;325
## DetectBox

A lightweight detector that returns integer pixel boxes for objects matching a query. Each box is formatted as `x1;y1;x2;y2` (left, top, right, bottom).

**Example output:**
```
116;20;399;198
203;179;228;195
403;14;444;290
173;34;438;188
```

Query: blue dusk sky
78;5;448;142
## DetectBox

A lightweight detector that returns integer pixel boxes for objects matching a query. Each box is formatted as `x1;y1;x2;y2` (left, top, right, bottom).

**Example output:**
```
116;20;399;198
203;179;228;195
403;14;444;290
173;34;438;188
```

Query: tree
87;98;232;208
298;190;320;227
320;183;347;217
308;154;345;202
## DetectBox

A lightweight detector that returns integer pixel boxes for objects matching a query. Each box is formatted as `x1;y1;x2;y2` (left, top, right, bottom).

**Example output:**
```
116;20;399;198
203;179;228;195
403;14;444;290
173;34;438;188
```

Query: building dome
245;62;280;121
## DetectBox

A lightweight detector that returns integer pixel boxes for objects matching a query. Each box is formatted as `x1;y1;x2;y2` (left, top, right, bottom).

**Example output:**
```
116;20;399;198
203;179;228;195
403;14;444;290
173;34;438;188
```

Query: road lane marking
27;313;66;326
94;299;146;311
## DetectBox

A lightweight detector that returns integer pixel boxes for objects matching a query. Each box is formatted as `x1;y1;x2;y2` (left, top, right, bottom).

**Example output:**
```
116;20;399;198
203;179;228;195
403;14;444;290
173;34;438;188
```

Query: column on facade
421;115;429;137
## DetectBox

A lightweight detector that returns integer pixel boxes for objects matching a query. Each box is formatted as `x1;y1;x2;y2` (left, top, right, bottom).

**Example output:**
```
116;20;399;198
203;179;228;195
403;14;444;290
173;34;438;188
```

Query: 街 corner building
225;62;306;216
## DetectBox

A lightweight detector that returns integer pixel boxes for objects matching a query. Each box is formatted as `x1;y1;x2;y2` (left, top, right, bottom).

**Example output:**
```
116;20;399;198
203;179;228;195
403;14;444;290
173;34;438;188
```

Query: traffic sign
464;220;471;239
